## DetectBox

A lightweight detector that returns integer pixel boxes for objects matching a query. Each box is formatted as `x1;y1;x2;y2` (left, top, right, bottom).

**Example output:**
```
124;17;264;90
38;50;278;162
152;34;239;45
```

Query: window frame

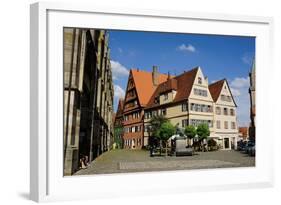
164;93;168;101
224;121;228;129
216;120;221;129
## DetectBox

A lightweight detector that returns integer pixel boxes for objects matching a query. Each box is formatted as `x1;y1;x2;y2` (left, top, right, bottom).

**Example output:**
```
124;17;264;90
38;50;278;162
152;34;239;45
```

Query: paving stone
74;149;255;176
119;160;240;170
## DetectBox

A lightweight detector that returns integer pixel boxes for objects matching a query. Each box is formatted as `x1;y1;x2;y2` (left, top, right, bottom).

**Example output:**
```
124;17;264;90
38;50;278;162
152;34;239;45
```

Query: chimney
152;65;159;86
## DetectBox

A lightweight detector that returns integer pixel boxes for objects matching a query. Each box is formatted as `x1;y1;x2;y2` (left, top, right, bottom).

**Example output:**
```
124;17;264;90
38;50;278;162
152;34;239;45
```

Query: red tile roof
158;78;178;94
209;79;237;106
173;68;198;102
146;67;199;108
239;127;248;137
131;69;171;106
208;79;225;102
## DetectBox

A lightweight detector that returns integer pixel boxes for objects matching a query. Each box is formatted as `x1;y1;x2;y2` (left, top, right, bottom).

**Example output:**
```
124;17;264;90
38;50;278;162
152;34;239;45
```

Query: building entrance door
224;138;230;149
231;137;235;149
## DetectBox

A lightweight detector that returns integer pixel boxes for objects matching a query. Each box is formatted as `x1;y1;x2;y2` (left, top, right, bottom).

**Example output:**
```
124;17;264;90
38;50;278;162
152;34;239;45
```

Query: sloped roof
131;69;170;106
208;79;225;102
146;67;199;108
239;127;248;137
209;79;237;106
157;78;178;94
116;98;124;117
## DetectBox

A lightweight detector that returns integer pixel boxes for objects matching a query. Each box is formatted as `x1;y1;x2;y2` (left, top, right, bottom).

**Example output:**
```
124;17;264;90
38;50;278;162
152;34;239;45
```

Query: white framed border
30;2;274;202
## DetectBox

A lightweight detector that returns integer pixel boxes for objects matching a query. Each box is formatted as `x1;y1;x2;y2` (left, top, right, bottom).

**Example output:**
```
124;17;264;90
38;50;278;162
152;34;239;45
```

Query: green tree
184;125;196;147
113;125;123;149
158;122;176;157
196;123;210;151
149;115;168;154
149;115;168;136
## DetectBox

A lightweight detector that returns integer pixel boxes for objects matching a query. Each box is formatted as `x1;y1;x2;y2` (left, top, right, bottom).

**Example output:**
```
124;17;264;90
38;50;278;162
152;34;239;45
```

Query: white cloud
242;53;254;65
230;77;249;88
229;77;250;127
177;44;196;53
110;60;129;80
114;85;125;99
230;87;241;97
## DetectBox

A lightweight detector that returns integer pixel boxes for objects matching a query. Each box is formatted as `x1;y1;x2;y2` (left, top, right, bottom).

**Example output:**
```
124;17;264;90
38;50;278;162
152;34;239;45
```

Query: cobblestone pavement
74;149;255;175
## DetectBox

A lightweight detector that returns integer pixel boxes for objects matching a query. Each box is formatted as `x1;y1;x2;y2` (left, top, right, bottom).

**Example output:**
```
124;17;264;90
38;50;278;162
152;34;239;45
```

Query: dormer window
198;77;202;84
164;93;168;101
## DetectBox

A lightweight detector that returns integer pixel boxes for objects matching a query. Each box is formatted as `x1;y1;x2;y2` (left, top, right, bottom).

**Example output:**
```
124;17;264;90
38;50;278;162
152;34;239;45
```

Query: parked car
237;140;246;151
244;141;255;154
248;145;255;156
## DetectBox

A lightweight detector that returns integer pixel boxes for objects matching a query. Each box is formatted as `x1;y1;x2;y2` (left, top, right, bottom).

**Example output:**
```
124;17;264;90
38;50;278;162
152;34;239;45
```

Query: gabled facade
115;98;124;127
143;67;239;150
209;79;238;149
122;66;170;149
188;68;214;130
114;99;124;148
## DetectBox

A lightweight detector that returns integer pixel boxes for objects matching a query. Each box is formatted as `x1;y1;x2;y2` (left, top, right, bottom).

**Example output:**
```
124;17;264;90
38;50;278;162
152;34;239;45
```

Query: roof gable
188;67;214;102
209;79;237;106
131;69;170;106
209;79;225;102
173;67;199;102
146;67;199;108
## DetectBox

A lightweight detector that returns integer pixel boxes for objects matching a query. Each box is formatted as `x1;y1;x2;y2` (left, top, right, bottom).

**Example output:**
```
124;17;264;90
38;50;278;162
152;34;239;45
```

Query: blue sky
108;30;255;126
